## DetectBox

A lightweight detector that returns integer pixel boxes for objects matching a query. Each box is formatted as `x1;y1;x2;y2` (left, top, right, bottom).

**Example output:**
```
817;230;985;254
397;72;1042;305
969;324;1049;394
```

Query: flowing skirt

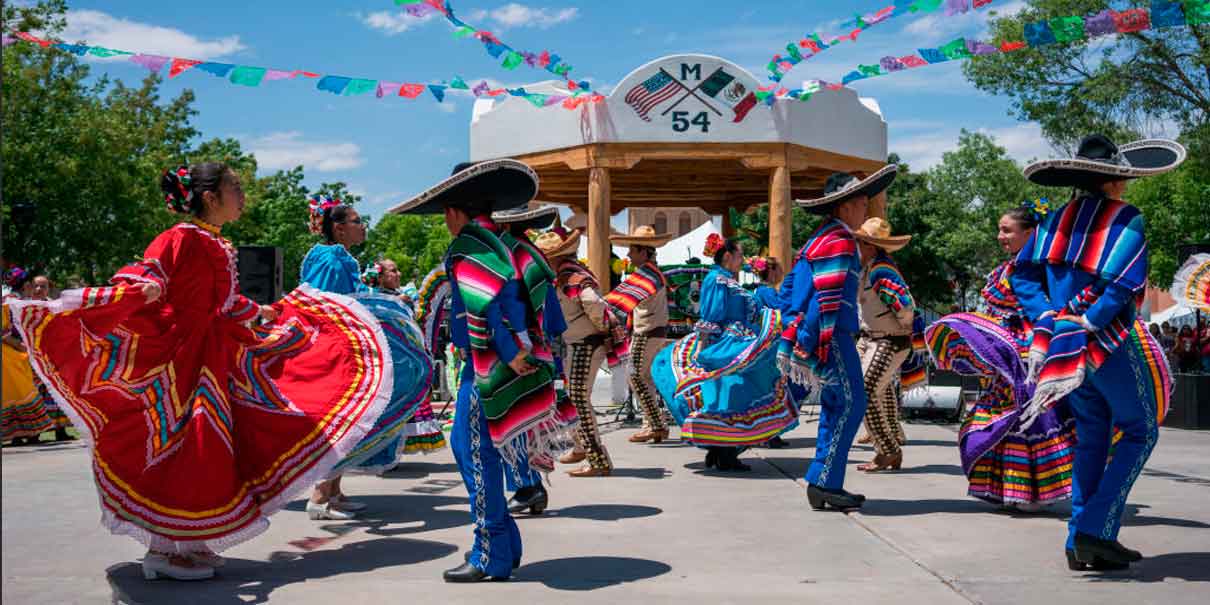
8;284;393;553
927;313;1075;505
328;294;434;475
653;309;798;448
2;342;53;441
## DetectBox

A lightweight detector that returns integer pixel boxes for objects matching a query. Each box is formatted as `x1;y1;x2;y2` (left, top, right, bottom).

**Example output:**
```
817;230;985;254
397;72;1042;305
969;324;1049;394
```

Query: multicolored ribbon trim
4;30;605;110
766;0;999;82
392;0;590;91
835;1;1209;85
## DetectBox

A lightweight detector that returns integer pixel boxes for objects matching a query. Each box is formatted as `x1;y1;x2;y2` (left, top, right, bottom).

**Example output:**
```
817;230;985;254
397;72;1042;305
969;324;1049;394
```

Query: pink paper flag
130;54;170;72
472;81;490;96
377;81;403;98
899;55;929;68
544;94;567;106
264;70;295;81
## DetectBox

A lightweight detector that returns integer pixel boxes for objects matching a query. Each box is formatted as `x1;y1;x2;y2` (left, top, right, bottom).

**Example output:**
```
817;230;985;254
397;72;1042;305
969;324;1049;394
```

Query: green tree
362;214;451;284
2;1;196;283
964;0;1210;148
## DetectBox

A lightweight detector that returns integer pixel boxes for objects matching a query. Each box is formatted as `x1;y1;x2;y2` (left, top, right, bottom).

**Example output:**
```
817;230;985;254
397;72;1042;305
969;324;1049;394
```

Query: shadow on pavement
513;556;672;590
538;504;663;521
377;461;460;480
283;494;470;537
857;498;1012;516
1087;552;1210;583
881;463;965;476
605;467;672;480
107;537;457;605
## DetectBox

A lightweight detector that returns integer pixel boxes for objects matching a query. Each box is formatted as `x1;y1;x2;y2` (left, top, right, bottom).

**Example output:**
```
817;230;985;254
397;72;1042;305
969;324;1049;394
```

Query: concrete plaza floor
3;408;1208;604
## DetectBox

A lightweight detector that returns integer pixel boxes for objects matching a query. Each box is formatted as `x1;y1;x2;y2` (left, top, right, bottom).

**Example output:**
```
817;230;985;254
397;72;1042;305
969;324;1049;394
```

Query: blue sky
57;0;1060;220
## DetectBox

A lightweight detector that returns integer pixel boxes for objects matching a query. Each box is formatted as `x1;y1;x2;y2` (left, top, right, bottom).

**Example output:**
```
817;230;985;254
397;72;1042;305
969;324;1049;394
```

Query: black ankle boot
1065;549;1129;571
704;448;720;469
443;562;509;583
1073;532;1141;566
806;484;862;511
718;448;750;472
507;486;548;515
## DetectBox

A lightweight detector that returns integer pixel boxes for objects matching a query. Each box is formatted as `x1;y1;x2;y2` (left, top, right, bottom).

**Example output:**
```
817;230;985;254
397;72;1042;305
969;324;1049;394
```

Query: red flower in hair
307;195;342;235
703;233;725;257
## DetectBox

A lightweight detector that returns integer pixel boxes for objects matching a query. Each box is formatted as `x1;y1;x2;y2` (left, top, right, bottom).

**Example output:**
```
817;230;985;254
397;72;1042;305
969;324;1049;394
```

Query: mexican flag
698;67;758;123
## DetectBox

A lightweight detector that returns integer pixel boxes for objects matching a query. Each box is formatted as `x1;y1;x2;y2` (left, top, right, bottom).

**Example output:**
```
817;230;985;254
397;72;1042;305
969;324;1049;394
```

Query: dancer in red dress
7;164;393;580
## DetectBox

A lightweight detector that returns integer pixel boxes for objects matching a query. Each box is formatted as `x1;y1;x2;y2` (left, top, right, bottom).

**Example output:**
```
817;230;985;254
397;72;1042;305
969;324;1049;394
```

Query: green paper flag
526;94;549;108
450;76;469;90
88;47;130;57
940;37;973;60
343;78;378;96
858;63;883;77
755;91;773;102
1049;16;1085;43
502;51;524;70
910;0;944;13
229;66;267;87
1185;0;1210;24
554;63;571;76
453;26;475;38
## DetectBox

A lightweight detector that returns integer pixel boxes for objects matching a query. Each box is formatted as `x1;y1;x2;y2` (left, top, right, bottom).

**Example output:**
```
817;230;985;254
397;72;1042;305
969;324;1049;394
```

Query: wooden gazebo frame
514;142;885;283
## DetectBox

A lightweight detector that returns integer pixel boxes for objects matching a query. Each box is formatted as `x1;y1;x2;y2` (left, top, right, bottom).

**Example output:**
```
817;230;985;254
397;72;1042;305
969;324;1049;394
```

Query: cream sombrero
534;228;582;259
796;164;898;209
610;225;674;247
390;159;539;215
492;204;559;231
1023;134;1186;191
854;217;911;252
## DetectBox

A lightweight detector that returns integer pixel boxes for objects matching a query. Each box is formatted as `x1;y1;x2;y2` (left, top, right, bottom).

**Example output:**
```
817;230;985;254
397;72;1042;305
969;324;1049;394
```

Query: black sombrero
390;159;539;215
796;164;898;209
491;204;559;231
1023;134;1186;190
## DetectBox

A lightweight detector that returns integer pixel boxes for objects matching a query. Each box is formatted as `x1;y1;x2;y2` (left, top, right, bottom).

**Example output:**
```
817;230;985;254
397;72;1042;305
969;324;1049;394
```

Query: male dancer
604;226;674;444
395;160;559;582
781;166;897;511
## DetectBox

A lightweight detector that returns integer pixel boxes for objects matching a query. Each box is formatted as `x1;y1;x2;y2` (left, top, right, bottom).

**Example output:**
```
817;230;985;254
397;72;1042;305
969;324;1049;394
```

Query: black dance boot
806;484;863;511
507;486;548;515
1073;532;1142;566
443;562;509;583
765;435;789;449
704;448;720;469
717;448;751;472
1065;549;1129;571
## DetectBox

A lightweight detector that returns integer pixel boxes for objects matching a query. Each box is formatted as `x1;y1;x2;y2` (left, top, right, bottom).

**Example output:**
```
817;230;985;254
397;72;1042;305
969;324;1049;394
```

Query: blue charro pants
1065;338;1161;549
450;364;522;576
504;434;543;492
804;331;867;490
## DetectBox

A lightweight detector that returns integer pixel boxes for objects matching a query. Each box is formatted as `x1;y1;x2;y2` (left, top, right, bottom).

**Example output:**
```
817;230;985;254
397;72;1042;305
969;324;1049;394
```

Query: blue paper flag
841;70;866;85
195;62;235;78
506;87;528;96
1024;21;1057;46
918;48;948;64
54;43;89;55
1150;1;1186;28
429;85;447;102
484;41;506;58
317;75;352;95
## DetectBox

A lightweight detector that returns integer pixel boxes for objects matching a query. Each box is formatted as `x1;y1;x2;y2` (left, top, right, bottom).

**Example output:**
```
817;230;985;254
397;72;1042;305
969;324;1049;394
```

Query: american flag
624;71;682;122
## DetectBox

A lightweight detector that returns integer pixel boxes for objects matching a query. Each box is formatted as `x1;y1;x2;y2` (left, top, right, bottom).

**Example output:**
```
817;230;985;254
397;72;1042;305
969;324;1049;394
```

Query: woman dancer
2;267;54;446
1013;135;1180;570
926;200;1076;513
301;197;433;519
654;236;798;471
7;164;396;580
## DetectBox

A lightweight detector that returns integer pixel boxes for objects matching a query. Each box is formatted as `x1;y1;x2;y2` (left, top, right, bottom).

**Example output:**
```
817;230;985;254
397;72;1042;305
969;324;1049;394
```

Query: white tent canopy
574;217;722;266
1148;303;1198;328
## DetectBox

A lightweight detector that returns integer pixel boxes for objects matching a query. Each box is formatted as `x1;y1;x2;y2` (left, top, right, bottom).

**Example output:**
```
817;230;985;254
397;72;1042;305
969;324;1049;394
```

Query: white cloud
359;10;438;35
477;4;579;30
890;122;1050;170
245;132;364;173
61;9;244;59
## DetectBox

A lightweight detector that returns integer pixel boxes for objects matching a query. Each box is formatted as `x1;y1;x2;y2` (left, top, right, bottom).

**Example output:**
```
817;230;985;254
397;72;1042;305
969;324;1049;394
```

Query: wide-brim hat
854;217;911;252
534;228;582;259
1023;135;1186;190
610;225;674;247
390;159;539;215
492;204;559;231
797;164;898;209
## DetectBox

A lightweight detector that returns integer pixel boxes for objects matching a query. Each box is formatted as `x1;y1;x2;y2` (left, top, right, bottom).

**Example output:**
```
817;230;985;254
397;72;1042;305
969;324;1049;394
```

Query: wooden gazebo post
768;160;793;267
587;166;612;285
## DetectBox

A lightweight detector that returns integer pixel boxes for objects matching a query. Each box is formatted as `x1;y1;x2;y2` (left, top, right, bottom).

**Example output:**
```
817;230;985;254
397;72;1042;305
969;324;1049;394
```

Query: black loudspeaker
1178;243;1210;265
237;246;283;305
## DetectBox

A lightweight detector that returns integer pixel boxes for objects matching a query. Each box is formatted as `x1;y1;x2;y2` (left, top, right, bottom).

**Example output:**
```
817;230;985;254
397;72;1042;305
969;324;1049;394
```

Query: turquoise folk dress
653;266;798;448
301;244;434;474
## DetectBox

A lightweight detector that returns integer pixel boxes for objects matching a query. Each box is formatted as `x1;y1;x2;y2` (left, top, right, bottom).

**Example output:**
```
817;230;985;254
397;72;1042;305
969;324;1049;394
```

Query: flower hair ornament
703;233;725;257
746;256;769;273
308;195;343;235
361;261;383;288
4;266;29;289
164;166;194;214
1022;197;1051;223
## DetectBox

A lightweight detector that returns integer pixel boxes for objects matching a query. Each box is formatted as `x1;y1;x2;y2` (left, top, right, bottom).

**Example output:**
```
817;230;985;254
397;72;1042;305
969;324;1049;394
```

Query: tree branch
1126;32;1210;112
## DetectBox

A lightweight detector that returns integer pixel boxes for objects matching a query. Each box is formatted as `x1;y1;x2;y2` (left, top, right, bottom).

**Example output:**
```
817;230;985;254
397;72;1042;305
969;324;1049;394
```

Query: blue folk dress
301;244;434;474
652;266;798;448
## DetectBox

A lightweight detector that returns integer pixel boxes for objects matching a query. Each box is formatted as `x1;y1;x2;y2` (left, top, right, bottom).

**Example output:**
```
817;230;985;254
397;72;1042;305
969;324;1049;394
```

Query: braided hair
160;163;230;216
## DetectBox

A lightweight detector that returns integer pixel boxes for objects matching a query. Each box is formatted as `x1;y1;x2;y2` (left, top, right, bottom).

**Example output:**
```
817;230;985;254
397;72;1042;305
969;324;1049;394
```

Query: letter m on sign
680;63;702;81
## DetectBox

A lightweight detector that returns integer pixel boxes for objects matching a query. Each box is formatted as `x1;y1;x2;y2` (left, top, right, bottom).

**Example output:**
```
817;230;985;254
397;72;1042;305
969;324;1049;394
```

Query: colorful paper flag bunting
1049;16;1086;43
229;66;267;87
400;83;427;98
169;58;203;78
1151;2;1187;28
196;63;236;78
1024;21;1057;46
428;84;447;102
317;76;352;95
130;54;170;72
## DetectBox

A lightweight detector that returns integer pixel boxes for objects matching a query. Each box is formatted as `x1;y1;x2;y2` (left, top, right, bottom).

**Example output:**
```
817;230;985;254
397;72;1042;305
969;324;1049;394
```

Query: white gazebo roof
469;54;887;163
